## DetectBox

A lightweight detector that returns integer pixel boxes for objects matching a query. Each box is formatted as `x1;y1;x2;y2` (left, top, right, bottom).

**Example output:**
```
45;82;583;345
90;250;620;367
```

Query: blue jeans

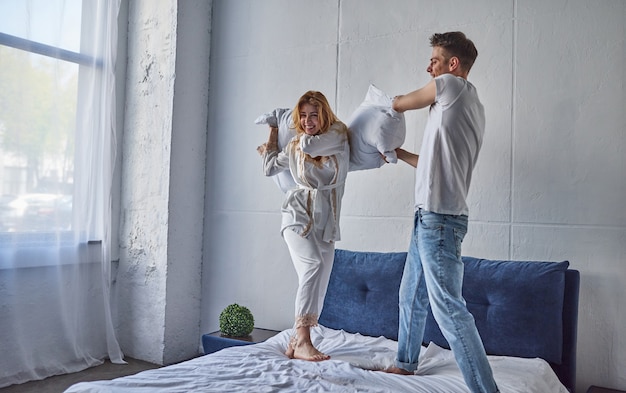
396;209;499;393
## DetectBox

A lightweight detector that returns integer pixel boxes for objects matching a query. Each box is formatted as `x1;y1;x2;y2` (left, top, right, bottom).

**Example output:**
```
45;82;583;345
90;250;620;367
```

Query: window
0;0;83;235
0;0;119;265
0;1;123;384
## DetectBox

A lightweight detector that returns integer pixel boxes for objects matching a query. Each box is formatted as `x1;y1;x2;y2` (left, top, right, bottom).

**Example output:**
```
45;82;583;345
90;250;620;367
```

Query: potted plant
219;303;255;337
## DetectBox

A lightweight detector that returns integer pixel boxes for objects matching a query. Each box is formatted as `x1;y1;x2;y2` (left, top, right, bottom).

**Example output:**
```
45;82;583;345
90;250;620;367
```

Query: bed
65;249;580;393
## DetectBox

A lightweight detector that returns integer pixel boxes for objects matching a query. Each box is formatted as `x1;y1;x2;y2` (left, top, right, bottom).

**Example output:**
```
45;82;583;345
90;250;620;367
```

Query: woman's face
299;103;321;135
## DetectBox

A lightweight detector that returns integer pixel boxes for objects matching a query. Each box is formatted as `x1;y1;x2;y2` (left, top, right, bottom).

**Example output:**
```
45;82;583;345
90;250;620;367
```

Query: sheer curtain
0;0;123;387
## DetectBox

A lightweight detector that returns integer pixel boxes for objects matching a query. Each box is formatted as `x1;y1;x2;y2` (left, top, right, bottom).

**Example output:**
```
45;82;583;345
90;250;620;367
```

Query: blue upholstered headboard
319;249;580;393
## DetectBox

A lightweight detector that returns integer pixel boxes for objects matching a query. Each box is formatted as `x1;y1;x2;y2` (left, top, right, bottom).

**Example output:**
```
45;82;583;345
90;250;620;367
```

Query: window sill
0;232;102;270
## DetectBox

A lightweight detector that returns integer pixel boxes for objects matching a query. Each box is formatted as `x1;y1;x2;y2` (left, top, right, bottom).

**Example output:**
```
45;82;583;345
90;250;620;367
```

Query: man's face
426;46;451;78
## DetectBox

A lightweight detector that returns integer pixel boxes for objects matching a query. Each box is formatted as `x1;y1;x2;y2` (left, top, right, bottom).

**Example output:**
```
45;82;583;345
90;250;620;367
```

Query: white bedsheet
64;326;568;393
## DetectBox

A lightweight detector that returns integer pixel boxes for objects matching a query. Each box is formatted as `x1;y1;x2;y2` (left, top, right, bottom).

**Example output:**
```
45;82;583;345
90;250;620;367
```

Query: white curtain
0;0;123;387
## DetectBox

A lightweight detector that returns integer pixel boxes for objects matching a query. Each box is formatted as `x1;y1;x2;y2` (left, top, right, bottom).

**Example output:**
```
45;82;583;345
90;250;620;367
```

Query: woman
258;91;350;361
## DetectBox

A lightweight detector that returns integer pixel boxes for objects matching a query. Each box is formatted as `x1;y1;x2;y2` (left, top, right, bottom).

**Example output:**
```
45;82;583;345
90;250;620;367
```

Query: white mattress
64;326;568;393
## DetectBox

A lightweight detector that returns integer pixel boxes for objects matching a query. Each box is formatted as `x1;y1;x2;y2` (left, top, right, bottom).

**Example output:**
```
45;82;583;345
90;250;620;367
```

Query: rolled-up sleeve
299;123;349;158
262;148;290;177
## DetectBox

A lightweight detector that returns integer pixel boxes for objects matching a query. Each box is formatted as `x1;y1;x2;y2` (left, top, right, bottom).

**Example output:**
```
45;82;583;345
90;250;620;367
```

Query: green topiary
219;303;254;337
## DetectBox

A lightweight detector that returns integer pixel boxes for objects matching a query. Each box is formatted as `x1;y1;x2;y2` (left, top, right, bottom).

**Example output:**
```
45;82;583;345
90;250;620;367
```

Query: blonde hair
291;91;339;135
288;90;348;167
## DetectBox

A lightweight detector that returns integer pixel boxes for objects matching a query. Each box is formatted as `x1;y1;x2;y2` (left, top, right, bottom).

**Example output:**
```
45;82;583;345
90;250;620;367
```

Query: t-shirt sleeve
435;74;465;108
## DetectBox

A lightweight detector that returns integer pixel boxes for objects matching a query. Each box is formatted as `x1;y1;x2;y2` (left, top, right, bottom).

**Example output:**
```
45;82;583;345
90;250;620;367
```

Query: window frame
0;0;126;264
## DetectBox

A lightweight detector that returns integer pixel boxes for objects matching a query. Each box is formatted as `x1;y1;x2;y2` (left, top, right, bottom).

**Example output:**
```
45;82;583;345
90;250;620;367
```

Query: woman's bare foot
285;339;330;361
285;340;295;358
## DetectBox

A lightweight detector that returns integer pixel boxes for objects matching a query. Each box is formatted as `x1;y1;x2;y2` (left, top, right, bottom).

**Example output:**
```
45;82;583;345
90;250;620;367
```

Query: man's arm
396;148;418;168
392;79;437;113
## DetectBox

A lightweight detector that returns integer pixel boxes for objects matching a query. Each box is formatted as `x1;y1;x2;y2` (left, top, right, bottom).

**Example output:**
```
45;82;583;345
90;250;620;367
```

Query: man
387;32;499;393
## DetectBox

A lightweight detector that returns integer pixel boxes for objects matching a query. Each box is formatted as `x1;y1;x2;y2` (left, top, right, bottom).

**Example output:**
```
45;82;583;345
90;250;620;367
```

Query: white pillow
255;108;297;193
347;84;406;171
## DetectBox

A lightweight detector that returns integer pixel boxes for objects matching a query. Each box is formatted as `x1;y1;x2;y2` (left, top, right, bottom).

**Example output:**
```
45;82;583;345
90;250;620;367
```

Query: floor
0;358;160;393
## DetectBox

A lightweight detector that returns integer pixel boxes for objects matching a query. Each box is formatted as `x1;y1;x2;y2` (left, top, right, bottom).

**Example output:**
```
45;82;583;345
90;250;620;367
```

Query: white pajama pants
283;228;335;328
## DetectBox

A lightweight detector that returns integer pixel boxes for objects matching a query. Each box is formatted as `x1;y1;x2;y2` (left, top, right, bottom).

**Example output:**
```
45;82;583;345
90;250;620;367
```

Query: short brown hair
429;32;478;73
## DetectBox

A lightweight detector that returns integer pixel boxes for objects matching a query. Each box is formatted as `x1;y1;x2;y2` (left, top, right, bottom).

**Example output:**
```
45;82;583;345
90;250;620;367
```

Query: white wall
199;1;625;392
117;0;210;366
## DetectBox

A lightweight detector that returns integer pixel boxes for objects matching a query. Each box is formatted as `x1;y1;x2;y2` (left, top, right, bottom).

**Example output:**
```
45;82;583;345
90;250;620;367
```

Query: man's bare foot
285;340;330;361
382;366;413;375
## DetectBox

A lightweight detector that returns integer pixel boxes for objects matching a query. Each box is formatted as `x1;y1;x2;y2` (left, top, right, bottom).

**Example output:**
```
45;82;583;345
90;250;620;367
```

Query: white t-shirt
414;74;485;216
